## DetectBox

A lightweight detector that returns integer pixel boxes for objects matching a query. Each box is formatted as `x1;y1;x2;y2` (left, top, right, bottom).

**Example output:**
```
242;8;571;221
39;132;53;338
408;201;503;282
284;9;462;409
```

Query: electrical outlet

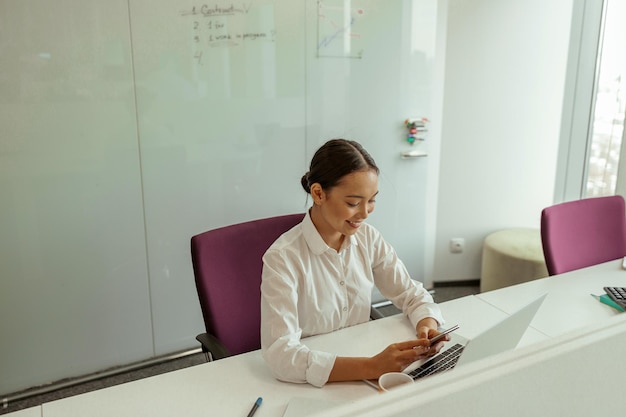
449;238;465;253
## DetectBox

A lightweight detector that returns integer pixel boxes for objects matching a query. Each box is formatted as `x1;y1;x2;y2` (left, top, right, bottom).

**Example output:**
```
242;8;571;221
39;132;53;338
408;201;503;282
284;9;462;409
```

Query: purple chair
191;213;304;360
540;195;626;276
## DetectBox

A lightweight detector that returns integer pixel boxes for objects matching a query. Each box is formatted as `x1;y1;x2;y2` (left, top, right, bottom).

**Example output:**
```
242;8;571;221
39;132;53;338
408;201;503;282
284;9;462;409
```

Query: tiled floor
1;282;480;415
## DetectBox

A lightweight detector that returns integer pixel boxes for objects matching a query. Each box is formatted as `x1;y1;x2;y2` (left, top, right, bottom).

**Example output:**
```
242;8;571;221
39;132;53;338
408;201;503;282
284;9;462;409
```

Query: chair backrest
190;213;304;356
540;195;626;275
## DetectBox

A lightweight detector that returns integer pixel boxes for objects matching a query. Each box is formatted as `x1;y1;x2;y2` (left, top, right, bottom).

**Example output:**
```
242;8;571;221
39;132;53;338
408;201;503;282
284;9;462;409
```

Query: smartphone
428;324;459;345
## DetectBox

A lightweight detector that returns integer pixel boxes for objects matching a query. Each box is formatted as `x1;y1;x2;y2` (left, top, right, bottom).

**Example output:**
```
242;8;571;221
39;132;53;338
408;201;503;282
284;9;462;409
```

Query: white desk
476;258;626;337
2;407;40;417
40;295;509;417
322;313;626;417
19;260;624;417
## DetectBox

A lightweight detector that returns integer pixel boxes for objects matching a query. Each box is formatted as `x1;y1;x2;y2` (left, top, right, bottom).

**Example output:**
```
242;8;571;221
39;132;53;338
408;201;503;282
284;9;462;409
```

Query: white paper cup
378;372;413;392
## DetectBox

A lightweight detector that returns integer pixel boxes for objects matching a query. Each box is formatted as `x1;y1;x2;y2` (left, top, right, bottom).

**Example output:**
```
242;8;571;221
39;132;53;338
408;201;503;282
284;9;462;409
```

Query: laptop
403;294;547;380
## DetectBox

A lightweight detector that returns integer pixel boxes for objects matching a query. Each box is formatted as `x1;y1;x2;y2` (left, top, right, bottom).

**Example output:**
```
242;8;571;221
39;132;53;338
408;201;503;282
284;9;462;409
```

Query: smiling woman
309;169;379;250
304;140;379;251
259;139;449;388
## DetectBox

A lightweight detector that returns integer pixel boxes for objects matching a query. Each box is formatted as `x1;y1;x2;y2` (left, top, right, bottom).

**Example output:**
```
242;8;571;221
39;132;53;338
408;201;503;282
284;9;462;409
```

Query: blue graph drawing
317;0;364;58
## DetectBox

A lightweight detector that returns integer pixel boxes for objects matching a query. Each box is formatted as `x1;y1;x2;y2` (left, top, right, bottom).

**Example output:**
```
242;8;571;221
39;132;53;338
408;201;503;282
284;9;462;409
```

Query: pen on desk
246;397;262;417
362;379;379;391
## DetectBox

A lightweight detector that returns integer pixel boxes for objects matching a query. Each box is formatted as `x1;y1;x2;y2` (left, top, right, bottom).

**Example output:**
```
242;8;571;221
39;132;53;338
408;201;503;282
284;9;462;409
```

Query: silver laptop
403;294;547;380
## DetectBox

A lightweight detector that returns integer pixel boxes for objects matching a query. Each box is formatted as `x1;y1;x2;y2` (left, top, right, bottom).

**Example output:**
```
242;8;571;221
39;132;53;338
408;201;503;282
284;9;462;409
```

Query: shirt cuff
409;305;445;332
306;350;336;387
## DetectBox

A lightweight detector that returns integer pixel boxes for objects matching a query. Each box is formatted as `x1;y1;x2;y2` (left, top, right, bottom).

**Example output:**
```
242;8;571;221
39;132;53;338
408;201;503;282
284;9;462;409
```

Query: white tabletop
476;258;626;337
2;407;41;417
44;350;366;417
41;295;507;417
35;260;625;417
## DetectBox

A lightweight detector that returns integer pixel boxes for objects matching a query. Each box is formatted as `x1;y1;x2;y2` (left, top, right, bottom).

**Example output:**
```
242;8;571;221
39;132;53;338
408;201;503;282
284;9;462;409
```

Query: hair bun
300;172;311;193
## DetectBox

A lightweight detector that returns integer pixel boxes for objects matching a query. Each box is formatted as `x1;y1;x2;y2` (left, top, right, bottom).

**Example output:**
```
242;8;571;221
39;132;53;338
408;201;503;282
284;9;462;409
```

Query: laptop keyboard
407;343;465;380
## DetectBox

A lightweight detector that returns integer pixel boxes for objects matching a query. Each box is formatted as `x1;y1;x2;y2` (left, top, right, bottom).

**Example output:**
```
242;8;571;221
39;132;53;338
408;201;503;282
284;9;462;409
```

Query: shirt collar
302;209;357;255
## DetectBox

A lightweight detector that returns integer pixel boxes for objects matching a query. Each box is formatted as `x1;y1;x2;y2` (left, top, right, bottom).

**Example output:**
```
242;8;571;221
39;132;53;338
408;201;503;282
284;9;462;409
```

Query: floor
1;282;480;415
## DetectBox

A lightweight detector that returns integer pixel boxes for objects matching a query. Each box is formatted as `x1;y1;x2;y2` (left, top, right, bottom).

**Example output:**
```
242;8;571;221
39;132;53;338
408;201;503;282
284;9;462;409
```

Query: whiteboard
0;0;437;394
128;0;307;353
0;0;154;393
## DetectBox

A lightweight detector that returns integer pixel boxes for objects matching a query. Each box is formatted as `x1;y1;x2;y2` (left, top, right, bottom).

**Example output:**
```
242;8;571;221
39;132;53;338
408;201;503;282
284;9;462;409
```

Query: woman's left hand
415;318;449;357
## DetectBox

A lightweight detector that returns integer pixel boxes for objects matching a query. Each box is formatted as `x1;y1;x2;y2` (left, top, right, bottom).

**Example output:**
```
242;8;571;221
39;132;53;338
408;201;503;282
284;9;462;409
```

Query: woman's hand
329;339;429;382
329;318;450;382
370;339;430;375
416;318;450;357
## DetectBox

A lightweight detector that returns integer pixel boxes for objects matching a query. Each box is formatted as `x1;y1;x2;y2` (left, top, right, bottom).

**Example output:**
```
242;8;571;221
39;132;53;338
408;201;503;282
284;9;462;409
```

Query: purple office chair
191;213;305;360
540;195;626;276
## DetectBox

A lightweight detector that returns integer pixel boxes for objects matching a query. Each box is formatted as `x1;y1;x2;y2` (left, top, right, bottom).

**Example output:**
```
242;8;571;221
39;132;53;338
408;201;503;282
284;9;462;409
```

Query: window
585;0;626;197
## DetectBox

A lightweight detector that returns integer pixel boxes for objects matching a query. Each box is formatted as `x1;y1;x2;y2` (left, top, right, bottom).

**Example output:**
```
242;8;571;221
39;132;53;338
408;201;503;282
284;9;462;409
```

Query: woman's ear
310;183;325;205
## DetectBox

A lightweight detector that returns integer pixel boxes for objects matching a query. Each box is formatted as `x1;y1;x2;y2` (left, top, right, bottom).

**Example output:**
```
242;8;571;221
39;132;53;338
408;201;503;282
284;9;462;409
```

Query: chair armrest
370;305;385;320
196;333;231;361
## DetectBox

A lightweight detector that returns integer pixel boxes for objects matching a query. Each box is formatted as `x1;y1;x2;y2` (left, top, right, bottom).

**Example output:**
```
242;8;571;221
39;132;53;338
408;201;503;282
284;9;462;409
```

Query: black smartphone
428;324;459;345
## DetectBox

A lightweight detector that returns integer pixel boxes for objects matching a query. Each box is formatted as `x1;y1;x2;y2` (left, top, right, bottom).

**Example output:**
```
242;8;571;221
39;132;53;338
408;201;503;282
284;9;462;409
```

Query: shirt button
340;281;345;286
343;307;348;312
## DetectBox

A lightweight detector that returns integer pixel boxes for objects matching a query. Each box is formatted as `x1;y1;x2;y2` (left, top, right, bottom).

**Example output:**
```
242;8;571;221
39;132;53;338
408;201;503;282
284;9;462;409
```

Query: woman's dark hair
301;139;379;194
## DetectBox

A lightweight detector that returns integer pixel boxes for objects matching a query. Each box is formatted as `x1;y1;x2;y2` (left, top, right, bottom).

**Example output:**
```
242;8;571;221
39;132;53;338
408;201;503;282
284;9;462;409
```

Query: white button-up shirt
260;211;444;387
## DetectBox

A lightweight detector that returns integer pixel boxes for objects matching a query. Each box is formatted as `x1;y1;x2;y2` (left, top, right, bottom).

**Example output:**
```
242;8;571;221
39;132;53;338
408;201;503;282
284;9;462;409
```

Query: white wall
431;0;575;282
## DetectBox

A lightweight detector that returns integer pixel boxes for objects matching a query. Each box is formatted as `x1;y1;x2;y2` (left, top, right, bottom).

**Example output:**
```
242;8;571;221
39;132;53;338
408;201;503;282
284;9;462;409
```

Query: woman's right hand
370;339;431;376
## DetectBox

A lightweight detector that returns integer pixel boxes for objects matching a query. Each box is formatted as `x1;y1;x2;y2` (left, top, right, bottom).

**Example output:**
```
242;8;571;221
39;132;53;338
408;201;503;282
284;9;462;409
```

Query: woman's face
313;169;378;242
